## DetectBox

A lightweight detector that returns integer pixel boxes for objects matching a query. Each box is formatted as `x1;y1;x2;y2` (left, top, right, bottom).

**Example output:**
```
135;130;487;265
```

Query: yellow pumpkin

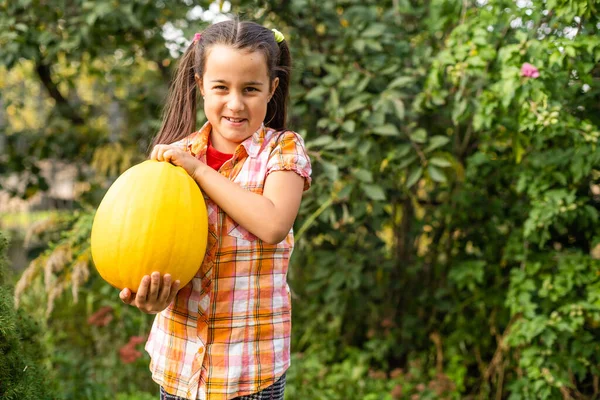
91;160;208;291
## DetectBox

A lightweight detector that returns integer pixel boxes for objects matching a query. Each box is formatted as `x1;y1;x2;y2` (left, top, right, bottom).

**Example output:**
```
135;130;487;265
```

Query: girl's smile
223;116;247;126
197;44;279;154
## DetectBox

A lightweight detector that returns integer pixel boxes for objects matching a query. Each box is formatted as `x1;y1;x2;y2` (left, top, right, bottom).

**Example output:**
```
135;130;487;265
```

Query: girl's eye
213;86;227;90
245;87;259;93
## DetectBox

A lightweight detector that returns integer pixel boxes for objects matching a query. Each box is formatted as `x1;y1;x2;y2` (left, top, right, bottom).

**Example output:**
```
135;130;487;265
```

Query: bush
0;231;56;399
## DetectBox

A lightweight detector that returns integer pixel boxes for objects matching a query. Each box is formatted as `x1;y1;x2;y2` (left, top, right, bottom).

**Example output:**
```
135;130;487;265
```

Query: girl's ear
195;73;204;96
270;77;280;100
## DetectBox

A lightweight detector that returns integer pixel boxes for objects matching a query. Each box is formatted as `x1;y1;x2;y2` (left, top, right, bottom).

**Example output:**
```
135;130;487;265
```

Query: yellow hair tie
272;29;285;43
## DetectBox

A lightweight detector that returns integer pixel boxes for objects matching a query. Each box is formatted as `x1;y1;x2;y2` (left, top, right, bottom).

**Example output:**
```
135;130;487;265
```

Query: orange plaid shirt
145;122;312;400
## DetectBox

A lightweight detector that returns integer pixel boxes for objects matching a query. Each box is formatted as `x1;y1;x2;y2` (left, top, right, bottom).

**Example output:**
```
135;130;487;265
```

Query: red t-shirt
206;138;233;171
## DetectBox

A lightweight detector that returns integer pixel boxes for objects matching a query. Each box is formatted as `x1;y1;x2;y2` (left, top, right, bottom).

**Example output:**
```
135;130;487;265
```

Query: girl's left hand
151;144;205;180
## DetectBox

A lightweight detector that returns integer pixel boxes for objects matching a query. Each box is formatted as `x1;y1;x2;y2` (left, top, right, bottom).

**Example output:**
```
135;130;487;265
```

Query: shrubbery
0;231;56;399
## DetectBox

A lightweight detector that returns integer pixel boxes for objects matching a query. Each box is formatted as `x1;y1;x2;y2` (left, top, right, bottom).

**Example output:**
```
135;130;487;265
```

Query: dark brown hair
151;19;292;148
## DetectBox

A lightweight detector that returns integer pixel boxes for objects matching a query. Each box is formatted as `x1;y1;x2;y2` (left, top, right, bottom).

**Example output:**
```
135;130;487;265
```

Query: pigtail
150;43;199;151
265;39;291;131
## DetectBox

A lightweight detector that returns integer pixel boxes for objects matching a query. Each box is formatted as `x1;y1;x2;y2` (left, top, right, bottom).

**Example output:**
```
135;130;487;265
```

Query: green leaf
430;157;452;167
394;144;412;159
341;120;356;133
410;128;427;143
357;76;371;92
345;94;371;114
398;154;418;169
372;124;399;136
353;39;366;53
353;169;373;183
452;99;468;125
362;23;387;38
307;136;334;148
513;133;524;164
317;118;329;129
365;40;384;51
393;99;405;120
388;76;414;89
501;79;517;108
362;184;386;201
424;136;450;153
428;165;447;183
329;88;340;110
406;166;423;188
305;86;328;102
320;160;339;181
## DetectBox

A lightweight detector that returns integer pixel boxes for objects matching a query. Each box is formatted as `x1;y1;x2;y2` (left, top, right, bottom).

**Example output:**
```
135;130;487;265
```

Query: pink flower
87;306;114;327
381;318;394;328
390;368;404;379
521;63;540;78
128;336;146;345
391;384;403;399
119;335;147;364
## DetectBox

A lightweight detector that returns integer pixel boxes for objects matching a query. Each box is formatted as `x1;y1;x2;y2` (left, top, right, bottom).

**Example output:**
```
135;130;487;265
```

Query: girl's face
197;44;278;154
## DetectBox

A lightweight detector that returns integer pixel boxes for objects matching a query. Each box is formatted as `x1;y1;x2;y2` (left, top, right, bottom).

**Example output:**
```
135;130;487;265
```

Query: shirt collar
242;123;266;158
190;122;266;159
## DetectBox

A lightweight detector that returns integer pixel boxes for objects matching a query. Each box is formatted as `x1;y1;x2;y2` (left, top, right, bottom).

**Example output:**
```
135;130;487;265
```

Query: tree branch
35;62;84;125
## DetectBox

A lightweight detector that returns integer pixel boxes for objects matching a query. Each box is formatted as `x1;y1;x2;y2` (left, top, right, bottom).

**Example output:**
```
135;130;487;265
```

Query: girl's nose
226;94;244;112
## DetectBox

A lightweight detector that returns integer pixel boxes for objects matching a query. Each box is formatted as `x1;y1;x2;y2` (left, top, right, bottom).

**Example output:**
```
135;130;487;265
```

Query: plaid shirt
145;122;312;400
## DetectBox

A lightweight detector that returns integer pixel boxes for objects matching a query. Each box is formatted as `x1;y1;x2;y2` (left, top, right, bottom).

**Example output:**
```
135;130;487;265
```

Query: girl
118;19;311;400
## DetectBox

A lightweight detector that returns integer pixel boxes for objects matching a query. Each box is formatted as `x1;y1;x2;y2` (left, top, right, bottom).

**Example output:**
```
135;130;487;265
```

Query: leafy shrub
0;231;56;399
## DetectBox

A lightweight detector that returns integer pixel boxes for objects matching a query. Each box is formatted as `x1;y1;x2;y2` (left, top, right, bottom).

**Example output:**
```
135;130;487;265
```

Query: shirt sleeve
266;131;312;191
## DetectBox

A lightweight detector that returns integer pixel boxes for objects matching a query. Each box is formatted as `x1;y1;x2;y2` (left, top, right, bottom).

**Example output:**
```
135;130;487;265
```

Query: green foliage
0;231;56;399
265;0;600;398
504;253;600;399
0;0;209;198
33;278;156;399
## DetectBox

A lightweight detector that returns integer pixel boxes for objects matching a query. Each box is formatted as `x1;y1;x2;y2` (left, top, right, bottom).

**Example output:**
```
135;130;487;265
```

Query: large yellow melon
91;160;208;291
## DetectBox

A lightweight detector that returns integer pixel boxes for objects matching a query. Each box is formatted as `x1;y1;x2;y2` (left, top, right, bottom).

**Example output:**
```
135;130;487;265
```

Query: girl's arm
151;144;305;245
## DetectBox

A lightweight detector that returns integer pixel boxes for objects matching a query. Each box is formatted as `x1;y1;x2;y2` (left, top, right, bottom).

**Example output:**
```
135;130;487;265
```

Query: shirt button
198;347;204;354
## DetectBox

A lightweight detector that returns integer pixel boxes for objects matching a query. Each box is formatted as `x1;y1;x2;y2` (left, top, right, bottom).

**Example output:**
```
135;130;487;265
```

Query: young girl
118;19;311;400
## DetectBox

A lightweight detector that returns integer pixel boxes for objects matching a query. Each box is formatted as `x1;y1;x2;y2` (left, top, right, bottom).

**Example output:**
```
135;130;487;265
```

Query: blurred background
1;0;600;399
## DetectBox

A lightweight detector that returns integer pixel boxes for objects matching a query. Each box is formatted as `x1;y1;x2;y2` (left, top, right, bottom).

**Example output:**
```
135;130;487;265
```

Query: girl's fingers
158;274;172;304
151;145;184;165
156;146;165;161
151;145;163;161
151;145;167;161
148;271;161;301
120;288;133;304
163;149;174;163
135;275;151;306
166;280;181;305
122;271;180;312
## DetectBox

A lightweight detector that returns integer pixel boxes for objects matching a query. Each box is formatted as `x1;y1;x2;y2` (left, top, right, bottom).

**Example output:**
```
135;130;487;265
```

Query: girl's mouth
224;117;246;123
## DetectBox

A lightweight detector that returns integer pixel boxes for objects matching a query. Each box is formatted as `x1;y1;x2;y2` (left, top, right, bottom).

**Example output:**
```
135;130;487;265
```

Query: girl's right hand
119;272;181;314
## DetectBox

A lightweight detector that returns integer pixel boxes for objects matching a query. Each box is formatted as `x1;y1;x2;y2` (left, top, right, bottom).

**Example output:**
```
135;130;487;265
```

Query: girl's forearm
192;163;289;244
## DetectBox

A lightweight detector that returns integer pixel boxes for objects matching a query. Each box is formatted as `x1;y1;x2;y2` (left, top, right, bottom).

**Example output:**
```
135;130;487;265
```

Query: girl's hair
151;19;292;148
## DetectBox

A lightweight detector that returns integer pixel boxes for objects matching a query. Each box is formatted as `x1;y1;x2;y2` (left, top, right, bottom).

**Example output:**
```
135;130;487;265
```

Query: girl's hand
119;272;181;314
150;144;205;180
